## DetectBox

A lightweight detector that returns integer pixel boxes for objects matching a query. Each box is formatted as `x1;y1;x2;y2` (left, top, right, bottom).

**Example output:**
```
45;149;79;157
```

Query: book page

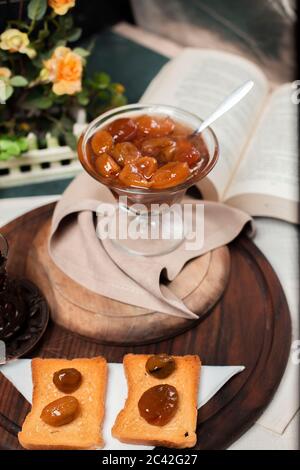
252;218;299;432
141;48;269;198
225;83;298;220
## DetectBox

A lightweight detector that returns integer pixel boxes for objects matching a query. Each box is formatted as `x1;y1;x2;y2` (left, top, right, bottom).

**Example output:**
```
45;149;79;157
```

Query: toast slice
112;354;201;448
18;357;107;450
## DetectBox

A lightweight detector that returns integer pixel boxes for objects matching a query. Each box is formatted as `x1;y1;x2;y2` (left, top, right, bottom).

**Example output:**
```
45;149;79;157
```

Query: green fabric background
0;31;168;199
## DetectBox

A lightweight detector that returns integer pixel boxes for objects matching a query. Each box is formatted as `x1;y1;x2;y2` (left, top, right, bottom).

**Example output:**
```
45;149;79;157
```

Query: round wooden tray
0;203;292;450
25;217;230;345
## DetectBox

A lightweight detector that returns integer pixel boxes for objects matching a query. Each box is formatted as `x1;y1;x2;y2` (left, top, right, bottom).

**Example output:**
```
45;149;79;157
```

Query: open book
140;49;298;224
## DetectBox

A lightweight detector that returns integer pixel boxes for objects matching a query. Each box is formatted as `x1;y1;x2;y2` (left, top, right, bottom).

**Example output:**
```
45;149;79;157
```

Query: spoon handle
195;80;254;134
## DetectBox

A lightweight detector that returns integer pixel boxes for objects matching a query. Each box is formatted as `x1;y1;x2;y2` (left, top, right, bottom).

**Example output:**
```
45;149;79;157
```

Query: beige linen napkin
50;173;252;319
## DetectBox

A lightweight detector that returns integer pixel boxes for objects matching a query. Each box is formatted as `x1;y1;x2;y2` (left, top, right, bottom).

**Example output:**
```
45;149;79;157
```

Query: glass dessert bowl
78;104;219;256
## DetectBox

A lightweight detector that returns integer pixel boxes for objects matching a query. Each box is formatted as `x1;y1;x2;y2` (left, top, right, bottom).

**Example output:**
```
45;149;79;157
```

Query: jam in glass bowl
78;104;219;256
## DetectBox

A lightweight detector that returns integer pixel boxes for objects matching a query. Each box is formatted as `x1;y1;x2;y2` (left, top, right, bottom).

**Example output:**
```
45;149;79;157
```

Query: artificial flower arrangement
0;0;126;161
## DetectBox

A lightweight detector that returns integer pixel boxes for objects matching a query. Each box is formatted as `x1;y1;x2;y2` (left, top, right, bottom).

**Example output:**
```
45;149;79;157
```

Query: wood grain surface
0;203;292;450
25;214;230;344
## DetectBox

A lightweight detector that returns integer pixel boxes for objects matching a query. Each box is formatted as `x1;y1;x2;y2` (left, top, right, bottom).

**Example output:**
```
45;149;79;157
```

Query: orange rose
42;46;83;95
48;0;75;15
0;67;11;79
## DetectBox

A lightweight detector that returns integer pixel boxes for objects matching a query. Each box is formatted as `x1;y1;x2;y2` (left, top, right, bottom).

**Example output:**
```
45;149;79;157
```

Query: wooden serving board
0;203;292;450
25;216;230;345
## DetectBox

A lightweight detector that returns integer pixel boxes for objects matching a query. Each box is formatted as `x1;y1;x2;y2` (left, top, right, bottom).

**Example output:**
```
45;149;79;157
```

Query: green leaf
26;96;53;109
111;94;127;107
86;38;96;53
60;116;74;130
0;79;6;104
2;84;13;101
96;89;111;101
10;76;28;87
77;93;89;106
18;137;29;152
0;135;29;156
55;40;67;48
0;150;11;161
67;28;82;42
49;126;60;139
61;16;74;30
73;48;90;58
92;72;111;89
7;19;30;30
63;131;77;150
27;0;47;21
31;56;43;68
37;21;50;42
0;140;21;156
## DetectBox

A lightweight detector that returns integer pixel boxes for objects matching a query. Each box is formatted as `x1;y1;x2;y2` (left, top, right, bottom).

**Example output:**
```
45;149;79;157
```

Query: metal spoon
191;80;254;136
